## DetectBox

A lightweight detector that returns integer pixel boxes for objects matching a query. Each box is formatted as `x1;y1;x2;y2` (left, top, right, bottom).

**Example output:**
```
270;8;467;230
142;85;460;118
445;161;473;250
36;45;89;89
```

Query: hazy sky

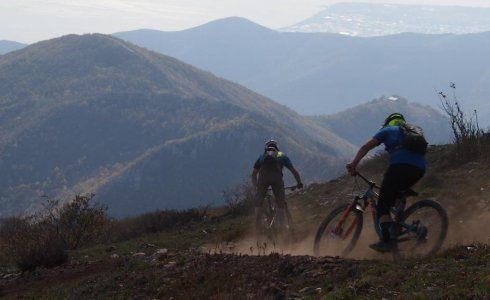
2;0;490;43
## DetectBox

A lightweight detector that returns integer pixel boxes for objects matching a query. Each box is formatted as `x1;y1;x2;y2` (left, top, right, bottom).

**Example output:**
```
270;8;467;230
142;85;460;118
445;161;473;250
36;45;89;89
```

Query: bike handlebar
353;172;380;189
266;185;302;192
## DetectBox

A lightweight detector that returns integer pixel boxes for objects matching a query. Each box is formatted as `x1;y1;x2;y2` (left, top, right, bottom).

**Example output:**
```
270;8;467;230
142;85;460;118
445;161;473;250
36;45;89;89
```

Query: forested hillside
311;96;451;146
0;34;355;217
0;40;26;55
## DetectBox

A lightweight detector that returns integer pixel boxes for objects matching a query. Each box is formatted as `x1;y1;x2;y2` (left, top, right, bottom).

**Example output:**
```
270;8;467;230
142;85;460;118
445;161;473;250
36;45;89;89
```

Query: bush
109;208;206;242
0;217;68;271
44;194;109;249
0;194;109;271
222;181;255;217
438;83;490;162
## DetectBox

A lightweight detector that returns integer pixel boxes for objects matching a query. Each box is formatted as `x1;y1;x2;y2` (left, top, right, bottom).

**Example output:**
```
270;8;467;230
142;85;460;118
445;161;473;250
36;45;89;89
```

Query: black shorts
255;176;286;208
376;164;425;217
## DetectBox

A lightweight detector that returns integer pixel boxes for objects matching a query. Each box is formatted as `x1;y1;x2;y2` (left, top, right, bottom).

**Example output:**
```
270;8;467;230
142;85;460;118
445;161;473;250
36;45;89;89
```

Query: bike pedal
416;226;428;241
369;240;393;253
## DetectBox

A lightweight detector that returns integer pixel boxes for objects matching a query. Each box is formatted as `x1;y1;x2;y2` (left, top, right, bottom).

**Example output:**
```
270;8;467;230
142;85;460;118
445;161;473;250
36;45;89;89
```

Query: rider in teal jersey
251;140;303;232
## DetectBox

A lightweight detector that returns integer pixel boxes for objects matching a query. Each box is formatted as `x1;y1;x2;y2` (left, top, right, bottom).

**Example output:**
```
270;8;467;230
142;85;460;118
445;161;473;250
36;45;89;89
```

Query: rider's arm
287;166;303;188
251;168;259;188
251;156;262;188
346;138;380;175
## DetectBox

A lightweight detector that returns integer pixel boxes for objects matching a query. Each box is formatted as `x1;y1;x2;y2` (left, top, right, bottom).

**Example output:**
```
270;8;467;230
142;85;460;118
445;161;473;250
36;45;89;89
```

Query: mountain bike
313;172;448;259
256;186;299;245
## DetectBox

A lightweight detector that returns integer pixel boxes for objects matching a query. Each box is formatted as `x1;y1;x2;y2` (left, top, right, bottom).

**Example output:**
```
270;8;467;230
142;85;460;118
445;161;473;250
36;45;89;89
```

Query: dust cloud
204;209;489;260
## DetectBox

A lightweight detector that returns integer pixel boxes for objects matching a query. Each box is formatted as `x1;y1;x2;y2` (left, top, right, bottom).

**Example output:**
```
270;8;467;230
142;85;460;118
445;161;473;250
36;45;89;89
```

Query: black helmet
383;113;406;127
265;139;279;150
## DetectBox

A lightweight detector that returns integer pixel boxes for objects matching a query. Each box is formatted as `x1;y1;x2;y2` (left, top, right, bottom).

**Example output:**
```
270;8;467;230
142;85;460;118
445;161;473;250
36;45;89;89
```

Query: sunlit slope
0;34;355;217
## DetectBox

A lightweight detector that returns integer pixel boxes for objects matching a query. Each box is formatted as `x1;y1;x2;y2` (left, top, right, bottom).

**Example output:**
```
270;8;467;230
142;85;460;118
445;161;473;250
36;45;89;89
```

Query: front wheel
392;199;448;259
314;204;363;257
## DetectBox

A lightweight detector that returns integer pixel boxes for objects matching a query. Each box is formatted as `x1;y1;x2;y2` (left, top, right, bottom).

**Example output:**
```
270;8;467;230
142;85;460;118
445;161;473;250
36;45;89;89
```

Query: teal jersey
253;151;293;170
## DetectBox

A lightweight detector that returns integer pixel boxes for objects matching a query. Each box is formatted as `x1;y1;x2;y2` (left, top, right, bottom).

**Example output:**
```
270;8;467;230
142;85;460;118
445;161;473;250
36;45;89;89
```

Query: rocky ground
0;242;488;299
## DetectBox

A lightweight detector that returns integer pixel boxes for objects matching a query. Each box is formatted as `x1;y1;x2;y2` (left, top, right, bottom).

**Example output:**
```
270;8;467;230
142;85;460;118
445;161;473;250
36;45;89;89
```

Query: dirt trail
0;259;113;299
220;207;489;261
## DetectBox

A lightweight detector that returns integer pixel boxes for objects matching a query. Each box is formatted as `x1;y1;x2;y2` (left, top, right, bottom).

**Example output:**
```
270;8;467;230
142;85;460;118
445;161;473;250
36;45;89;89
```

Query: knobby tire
257;202;294;246
314;204;363;257
392;199;448;259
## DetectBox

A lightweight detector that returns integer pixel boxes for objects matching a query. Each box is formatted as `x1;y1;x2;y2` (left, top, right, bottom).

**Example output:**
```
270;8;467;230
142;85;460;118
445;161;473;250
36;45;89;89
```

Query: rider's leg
372;166;406;251
371;164;425;252
271;180;286;227
379;215;395;241
254;181;269;235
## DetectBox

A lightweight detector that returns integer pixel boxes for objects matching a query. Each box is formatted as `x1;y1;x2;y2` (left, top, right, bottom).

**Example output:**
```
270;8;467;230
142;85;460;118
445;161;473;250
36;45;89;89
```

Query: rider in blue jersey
346;113;426;252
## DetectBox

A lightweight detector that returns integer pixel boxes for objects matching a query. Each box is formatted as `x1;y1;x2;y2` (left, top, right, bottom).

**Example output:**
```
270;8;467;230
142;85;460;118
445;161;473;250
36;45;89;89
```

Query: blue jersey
253;151;293;170
374;126;426;170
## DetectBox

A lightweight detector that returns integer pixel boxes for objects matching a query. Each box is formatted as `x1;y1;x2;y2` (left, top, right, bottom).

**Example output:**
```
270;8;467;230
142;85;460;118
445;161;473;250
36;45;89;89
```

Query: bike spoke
314;204;363;257
342;219;358;240
394;200;448;258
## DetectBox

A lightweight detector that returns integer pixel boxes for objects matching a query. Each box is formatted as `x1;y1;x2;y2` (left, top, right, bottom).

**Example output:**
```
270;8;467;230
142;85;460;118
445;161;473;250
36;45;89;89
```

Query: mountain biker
346;113;426;252
251;140;303;233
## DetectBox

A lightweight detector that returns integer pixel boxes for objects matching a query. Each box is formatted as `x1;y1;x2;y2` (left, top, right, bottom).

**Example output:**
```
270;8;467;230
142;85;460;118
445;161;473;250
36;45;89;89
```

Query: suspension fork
332;203;359;239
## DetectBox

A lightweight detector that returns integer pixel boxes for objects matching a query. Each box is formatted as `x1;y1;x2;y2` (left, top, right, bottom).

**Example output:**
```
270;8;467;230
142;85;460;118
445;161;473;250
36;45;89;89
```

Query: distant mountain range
0;40;26;55
0;34;357;218
311;95;451;147
281;3;490;36
113;17;490;125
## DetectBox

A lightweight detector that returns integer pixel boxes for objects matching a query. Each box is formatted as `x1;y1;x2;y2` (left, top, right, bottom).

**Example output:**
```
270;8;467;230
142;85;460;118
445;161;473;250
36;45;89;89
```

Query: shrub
43;194;109;249
222;181;255;217
0;217;68;271
0;194;109;271
438;83;490;162
109;208;206;242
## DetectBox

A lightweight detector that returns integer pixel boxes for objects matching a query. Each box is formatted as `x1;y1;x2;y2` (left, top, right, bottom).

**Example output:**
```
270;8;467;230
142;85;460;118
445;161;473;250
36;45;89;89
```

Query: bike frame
344;172;421;242
262;185;298;229
315;171;447;258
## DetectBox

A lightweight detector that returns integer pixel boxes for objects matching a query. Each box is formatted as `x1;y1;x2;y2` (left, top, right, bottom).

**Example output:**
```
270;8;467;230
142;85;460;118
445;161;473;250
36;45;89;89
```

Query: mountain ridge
0;40;26;55
311;96;451;146
114;19;490;125
0;33;356;217
282;3;490;36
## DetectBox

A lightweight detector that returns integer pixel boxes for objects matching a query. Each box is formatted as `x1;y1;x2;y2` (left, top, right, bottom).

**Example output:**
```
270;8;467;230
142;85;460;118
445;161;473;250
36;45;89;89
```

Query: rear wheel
314;204;363;257
392;199;448;259
256;197;276;238
256;198;294;246
281;203;296;245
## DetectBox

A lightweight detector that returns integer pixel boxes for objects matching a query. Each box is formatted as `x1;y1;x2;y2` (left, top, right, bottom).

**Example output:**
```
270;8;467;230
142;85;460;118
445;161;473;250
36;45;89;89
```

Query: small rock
298;286;315;294
3;273;18;280
132;252;146;257
140;243;158;249
164;261;177;269
105;245;116;253
110;254;119;259
150;248;168;260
